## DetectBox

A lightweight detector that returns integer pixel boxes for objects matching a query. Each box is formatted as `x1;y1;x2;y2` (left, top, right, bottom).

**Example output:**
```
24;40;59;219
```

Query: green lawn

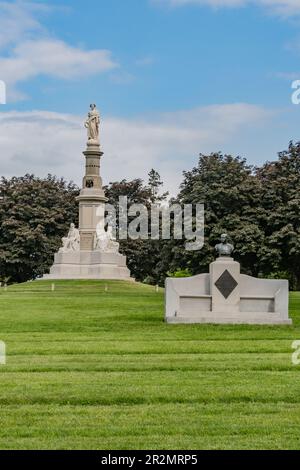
0;279;300;450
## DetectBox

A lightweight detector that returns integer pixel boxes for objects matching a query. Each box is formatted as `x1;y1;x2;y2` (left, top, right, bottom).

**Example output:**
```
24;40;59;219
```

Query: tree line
1;142;300;288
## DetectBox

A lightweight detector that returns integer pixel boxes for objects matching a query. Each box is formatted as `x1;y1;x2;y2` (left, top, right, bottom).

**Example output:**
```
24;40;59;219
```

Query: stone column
209;257;240;313
76;141;108;251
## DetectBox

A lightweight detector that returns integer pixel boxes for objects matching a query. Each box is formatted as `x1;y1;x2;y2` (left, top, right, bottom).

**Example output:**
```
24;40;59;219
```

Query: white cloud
0;103;273;195
0;2;118;101
0;39;117;99
0;1;47;49
153;0;300;16
262;0;300;16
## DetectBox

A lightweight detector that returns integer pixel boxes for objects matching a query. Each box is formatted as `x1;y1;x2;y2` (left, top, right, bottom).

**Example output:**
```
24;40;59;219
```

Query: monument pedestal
210;257;240;313
77;143;107;252
43;251;131;280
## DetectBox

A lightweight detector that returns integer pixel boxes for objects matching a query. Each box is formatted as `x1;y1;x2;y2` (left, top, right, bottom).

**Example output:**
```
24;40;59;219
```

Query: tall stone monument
165;234;291;324
44;104;132;280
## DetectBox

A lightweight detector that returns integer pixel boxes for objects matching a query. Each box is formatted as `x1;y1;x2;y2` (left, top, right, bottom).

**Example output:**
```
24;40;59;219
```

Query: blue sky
1;0;300;194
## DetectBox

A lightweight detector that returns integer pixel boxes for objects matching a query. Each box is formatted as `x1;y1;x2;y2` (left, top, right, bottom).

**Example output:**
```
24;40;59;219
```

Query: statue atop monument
85;104;100;144
215;233;234;257
59;223;80;253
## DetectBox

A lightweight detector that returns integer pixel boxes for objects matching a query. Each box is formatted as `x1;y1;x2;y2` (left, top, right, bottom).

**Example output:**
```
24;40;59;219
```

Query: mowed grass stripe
0;352;297;373
0;403;300;449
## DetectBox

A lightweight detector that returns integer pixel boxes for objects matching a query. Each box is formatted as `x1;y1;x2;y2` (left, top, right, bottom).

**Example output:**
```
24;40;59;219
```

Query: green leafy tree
167;152;265;277
0;174;79;283
256;142;300;289
104;175;168;283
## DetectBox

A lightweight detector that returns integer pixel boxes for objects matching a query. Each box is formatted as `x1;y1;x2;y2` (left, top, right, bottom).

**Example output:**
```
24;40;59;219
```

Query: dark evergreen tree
148;169;169;203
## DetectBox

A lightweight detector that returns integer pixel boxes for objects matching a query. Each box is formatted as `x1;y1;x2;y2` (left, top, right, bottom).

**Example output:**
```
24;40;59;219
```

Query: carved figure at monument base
59;223;80;253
